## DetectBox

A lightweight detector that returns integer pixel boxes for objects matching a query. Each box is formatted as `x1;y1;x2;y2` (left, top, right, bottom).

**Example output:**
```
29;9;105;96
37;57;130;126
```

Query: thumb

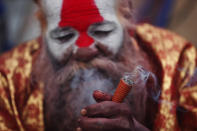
93;90;112;102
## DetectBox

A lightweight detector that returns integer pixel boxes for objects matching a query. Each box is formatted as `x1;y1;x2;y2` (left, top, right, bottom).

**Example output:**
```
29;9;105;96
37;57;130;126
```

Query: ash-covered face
35;0;152;130
41;0;124;62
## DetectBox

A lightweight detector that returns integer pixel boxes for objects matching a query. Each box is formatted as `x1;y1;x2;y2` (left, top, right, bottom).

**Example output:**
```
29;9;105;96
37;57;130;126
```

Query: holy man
0;0;196;131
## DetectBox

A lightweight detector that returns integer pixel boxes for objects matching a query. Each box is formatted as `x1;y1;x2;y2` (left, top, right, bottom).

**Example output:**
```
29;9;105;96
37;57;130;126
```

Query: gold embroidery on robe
0;24;196;131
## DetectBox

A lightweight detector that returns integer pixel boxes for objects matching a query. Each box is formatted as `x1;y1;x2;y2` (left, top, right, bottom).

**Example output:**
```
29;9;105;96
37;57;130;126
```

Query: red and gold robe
0;24;196;131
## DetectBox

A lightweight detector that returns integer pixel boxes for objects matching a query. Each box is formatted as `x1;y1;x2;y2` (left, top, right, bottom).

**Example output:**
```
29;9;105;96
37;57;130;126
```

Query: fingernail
81;109;87;116
76;127;82;131
94;90;104;94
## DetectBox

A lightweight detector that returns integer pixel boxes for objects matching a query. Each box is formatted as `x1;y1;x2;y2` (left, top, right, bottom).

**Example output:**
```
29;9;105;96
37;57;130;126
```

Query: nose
76;32;94;48
74;47;99;61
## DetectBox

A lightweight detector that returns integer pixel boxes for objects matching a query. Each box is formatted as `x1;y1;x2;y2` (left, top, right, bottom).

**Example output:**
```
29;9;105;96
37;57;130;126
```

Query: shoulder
0;38;41;75
0;38;43;130
135;23;196;88
0;38;41;97
136;23;189;48
135;23;196;64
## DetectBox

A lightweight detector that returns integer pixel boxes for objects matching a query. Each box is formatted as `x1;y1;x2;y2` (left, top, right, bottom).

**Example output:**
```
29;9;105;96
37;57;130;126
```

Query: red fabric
59;0;104;47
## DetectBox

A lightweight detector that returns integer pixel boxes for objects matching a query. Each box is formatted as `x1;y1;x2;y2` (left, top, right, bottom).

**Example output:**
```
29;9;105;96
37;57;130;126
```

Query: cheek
95;27;124;54
45;31;77;62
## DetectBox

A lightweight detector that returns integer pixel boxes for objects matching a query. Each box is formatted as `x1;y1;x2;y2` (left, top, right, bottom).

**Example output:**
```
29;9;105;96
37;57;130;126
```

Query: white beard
44;68;118;131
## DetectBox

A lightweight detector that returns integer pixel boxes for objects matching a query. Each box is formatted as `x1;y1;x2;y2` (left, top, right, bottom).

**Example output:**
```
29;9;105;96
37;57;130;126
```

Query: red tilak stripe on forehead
59;0;104;47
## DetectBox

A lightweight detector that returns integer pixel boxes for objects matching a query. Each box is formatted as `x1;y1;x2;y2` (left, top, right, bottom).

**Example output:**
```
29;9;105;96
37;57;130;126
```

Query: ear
35;3;47;33
117;0;133;19
116;0;134;30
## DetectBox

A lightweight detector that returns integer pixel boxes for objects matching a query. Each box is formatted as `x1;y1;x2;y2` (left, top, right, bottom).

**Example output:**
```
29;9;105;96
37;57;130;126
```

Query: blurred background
0;0;196;53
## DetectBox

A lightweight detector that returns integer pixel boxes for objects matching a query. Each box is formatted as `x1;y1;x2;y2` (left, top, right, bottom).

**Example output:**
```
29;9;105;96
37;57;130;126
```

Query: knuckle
85;104;99;114
85;105;90;112
118;118;131;131
102;101;118;108
102;101;111;105
100;101;111;109
122;103;129;109
121;103;132;116
94;119;105;130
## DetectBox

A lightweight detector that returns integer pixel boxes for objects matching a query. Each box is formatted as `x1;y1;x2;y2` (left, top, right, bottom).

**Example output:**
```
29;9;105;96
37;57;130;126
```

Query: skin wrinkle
32;0;158;130
59;0;104;48
35;0;133;28
39;0;132;61
32;29;155;130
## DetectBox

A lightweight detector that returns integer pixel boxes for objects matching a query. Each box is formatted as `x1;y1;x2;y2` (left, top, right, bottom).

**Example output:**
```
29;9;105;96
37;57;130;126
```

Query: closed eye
56;33;75;43
92;30;113;37
50;27;76;44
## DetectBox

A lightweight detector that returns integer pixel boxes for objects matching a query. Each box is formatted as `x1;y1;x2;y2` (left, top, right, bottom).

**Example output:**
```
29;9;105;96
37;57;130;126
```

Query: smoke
37;42;163;130
44;68;117;131
69;68;116;117
126;65;160;101
122;65;161;123
61;66;161;130
35;42;196;130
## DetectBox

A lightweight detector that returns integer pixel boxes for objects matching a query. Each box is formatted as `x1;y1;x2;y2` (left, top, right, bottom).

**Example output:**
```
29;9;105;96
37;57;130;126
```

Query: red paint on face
59;0;104;47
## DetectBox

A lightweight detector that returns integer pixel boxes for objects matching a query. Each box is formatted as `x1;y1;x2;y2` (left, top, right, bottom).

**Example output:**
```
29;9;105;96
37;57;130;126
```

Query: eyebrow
56;27;73;32
51;26;73;35
92;21;115;26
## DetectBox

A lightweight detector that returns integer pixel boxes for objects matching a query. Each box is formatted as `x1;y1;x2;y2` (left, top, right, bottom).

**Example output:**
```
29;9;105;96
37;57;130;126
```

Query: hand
77;90;149;131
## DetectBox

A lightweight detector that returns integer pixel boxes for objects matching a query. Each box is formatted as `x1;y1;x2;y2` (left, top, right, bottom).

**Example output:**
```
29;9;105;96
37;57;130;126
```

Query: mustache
53;57;122;86
32;35;137;87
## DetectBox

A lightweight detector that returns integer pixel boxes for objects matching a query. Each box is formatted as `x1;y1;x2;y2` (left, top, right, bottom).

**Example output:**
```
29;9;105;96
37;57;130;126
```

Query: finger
93;90;112;102
79;117;131;131
81;109;88;116
133;118;150;131
76;127;82;131
84;101;131;118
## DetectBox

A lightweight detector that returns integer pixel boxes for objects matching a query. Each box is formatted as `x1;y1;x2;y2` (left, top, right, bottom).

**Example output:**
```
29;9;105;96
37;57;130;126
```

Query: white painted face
41;0;124;61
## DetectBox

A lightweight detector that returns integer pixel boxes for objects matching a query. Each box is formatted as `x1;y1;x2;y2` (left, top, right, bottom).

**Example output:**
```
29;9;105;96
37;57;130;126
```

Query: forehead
41;0;117;19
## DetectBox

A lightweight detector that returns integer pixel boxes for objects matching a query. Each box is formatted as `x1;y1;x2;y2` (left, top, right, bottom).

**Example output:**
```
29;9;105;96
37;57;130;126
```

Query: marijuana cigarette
112;73;134;103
